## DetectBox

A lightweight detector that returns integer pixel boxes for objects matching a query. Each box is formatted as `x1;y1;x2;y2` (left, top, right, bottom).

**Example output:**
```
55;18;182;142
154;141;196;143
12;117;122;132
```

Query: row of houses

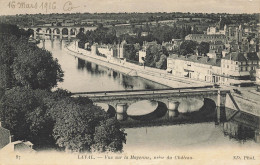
172;18;260;86
91;40;127;60
167;52;259;86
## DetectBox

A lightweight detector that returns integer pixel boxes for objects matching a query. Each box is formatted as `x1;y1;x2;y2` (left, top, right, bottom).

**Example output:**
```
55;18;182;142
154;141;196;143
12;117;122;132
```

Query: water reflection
222;109;260;143
39;39;168;92
123;106;260;150
76;58;168;91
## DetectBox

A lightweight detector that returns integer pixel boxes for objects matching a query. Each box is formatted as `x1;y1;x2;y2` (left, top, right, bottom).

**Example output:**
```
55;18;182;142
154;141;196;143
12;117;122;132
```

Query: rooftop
223;52;247;61
186;34;226;37
168;54;221;67
223;52;259;61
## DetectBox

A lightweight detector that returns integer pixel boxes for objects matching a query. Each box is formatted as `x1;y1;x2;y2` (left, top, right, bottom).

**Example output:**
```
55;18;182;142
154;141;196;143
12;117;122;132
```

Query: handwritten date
7;1;81;12
7;1;56;12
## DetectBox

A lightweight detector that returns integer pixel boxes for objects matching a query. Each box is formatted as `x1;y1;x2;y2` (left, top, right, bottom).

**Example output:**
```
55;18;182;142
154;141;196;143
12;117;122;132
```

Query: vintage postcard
0;0;260;164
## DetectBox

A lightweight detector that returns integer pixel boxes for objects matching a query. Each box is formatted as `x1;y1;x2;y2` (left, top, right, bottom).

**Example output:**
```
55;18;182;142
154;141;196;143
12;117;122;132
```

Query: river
39;39;168;92
40;39;260;152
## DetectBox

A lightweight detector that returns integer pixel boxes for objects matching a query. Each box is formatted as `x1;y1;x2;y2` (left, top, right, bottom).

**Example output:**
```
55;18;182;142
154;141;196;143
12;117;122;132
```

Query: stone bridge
72;87;232;122
22;26;97;39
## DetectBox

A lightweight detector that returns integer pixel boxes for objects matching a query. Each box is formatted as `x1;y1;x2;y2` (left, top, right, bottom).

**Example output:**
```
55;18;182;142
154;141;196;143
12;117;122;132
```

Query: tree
0;35;18;89
0;23;31;38
179;40;198;55
92;118;126;152
12;42;64;90
156;54;167;69
143;44;168;69
197;42;210;56
0;87;51;143
124;44;138;62
0;27;64;91
52;98;126;152
0;86;126;151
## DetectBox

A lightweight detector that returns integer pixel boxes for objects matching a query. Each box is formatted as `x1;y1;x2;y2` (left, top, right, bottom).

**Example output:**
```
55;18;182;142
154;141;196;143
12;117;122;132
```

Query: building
1;141;35;153
138;41;161;63
167;51;259;86
162;39;183;52
92;40;127;60
167;54;221;83
204;15;244;43
185;34;227;43
0;122;10;149
96;44;117;58
117;40;127;59
0;122;35;153
207;41;225;58
139;49;146;63
222;52;259;81
62;20;76;26
225;25;243;43
207;26;225;35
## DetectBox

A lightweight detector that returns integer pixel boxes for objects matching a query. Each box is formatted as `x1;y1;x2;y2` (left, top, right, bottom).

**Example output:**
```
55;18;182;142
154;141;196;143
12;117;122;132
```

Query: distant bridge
22;25;97;39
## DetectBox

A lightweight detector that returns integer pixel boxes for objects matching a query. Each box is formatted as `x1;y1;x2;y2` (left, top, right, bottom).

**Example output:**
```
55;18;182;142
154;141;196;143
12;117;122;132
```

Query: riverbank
65;42;212;88
65;41;260;117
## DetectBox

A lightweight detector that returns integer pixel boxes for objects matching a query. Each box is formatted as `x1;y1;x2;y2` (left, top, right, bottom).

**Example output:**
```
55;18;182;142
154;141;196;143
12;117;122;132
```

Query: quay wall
66;43;211;88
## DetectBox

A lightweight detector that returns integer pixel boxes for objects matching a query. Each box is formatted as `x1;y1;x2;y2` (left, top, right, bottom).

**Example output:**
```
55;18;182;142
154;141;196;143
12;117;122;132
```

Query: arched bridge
22;25;97;39
72;87;233;122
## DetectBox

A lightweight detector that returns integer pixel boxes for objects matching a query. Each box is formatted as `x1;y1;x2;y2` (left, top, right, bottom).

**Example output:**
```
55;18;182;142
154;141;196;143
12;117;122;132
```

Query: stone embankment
66;43;211;88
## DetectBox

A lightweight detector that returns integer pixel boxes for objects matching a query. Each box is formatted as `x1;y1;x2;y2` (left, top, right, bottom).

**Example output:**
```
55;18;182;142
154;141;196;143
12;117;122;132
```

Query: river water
40;39;260;152
39;39;168;92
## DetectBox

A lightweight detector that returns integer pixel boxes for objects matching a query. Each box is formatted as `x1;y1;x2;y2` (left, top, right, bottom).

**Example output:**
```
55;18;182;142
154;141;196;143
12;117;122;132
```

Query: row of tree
0;23;126;152
77;25;118;48
0;34;64;90
2;12;258;27
1;87;126;152
178;40;210;56
77;23;200;46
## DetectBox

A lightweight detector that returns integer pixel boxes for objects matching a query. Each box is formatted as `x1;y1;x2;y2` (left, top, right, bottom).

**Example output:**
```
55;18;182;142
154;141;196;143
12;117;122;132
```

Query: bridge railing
71;85;214;95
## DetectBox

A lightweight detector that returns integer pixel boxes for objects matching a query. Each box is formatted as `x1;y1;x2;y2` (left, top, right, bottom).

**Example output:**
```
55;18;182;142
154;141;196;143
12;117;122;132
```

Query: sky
1;0;260;15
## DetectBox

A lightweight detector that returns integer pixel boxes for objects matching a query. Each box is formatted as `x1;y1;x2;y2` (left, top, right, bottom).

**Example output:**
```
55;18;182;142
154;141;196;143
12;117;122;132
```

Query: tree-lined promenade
0;23;126;152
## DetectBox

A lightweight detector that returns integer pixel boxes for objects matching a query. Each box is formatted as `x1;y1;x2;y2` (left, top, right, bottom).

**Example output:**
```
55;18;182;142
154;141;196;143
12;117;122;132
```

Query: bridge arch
53;28;61;34
36;28;43;33
46;28;52;34
202;98;217;115
62;28;69;35
70;28;77;35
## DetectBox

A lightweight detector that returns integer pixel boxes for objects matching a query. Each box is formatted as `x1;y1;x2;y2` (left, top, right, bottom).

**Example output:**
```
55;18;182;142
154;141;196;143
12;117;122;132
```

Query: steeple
218;15;225;30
